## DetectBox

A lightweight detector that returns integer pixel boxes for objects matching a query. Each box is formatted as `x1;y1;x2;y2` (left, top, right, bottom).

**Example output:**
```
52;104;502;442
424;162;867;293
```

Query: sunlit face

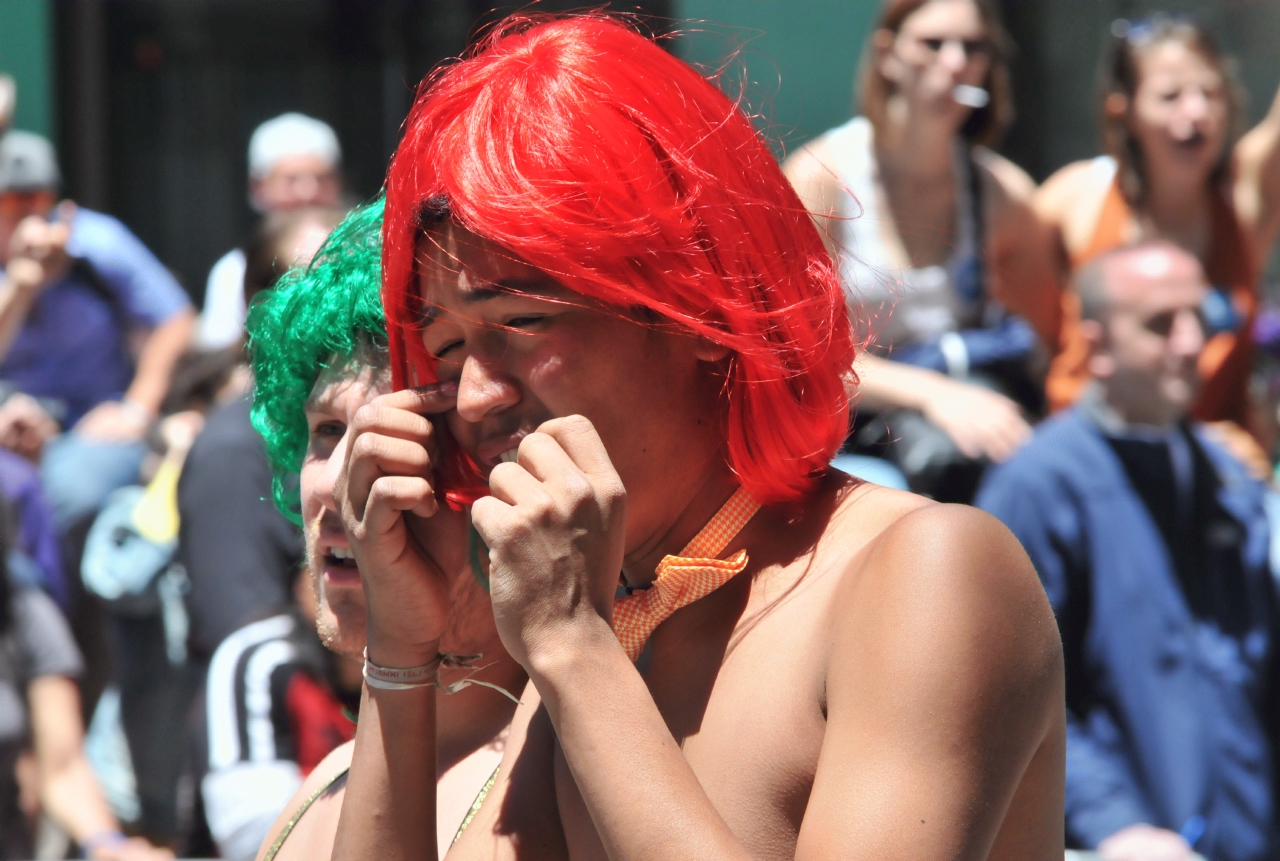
1090;247;1208;425
1129;40;1229;182
252;154;341;213
300;364;389;656
416;224;729;555
882;0;991;123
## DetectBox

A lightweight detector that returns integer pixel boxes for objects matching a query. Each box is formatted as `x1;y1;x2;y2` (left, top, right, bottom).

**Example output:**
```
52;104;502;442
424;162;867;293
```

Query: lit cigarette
953;84;990;109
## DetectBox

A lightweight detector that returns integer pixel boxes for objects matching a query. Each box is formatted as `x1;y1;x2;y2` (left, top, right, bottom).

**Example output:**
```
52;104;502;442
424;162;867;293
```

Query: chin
316;606;368;660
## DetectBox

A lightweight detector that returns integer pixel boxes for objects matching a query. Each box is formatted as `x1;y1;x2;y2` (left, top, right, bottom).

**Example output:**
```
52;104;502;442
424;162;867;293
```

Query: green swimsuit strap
262;766;351;861
452;765;501;846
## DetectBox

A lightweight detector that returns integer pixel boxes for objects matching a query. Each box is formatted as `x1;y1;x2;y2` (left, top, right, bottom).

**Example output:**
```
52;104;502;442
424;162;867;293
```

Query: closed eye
505;315;548;330
433;339;464;360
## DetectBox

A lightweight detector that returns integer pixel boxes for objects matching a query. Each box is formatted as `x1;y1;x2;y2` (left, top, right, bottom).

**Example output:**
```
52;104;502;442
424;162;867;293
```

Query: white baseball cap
247;112;341;179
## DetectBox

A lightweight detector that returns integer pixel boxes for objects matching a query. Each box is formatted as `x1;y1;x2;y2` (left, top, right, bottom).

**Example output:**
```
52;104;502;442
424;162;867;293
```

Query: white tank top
821;117;986;352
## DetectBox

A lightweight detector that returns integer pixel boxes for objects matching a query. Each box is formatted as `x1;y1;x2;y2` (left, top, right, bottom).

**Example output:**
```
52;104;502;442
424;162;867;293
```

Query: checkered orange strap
612;486;761;662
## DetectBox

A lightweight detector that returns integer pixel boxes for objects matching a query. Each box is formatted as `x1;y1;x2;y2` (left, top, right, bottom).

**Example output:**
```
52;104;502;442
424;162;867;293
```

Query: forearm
332;646;439;861
853;352;947;412
531;621;751;861
124;309;193;414
40;755;120;843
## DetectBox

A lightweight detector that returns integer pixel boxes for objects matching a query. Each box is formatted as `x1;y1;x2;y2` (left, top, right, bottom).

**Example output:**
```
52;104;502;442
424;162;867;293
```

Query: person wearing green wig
244;198;525;861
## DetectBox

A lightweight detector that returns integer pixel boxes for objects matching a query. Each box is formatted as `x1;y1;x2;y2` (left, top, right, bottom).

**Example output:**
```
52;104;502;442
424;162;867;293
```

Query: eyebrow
419;277;560;328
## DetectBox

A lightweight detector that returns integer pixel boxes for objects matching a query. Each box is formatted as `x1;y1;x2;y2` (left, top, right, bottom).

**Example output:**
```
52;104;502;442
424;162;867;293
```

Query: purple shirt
0;448;62;604
0;208;190;425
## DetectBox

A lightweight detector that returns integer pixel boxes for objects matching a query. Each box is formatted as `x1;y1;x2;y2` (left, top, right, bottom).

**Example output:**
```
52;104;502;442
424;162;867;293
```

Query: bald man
978;242;1279;861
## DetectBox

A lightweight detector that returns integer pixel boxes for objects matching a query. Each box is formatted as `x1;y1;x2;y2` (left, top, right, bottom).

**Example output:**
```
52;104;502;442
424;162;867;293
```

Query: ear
874;28;902;83
1104;92;1129;119
1080;319;1115;379
692;337;731;363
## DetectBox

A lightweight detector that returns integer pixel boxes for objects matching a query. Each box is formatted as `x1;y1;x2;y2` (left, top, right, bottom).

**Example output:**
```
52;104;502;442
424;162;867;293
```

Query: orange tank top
1045;177;1258;426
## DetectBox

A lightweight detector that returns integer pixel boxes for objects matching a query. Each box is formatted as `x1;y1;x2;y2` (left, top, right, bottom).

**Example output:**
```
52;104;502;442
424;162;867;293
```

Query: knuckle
350;432;381;461
351;403;384;432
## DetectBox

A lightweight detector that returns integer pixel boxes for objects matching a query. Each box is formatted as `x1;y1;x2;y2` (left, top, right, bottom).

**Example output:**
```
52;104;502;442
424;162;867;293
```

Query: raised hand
471;414;627;669
335;383;462;666
7;202;74;296
920;375;1032;463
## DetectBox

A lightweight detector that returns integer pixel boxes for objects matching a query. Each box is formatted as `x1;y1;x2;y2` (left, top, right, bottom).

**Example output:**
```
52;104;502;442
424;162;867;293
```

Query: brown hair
1101;15;1244;208
858;0;1014;148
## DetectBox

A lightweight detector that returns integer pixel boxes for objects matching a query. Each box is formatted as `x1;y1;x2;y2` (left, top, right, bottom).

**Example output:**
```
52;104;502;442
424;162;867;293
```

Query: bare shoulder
1034;159;1113;258
781;134;845;216
973;146;1037;203
1034;159;1102;222
830;496;1061;691
254;740;354;861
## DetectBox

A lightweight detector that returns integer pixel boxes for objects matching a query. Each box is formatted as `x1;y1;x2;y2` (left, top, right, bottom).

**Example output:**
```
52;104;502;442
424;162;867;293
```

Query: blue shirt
0;208;190;425
977;408;1278;861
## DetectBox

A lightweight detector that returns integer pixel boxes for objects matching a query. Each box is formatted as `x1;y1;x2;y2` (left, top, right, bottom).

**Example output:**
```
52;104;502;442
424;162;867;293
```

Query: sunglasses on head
1110;14;1194;48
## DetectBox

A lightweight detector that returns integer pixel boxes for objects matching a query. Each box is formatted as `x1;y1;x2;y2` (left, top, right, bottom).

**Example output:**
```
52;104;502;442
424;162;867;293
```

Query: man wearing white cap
196;113;342;349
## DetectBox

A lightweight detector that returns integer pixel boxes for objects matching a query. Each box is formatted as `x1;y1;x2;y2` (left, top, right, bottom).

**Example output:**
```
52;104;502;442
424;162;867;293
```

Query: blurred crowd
0;0;1276;859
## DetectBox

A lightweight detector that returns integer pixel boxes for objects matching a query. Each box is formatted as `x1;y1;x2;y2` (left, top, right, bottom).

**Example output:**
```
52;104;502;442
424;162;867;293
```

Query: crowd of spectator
0;1;1276;859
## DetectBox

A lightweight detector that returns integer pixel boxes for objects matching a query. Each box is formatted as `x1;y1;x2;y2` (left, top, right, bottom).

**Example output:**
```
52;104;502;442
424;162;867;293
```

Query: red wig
383;14;854;504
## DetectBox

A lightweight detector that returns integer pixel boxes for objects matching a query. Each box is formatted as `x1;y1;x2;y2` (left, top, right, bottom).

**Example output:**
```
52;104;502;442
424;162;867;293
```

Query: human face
1093;247;1208;425
882;0;991;123
1129;40;1228;184
416;225;729;554
251;154;341;213
300;363;390;656
0;190;54;263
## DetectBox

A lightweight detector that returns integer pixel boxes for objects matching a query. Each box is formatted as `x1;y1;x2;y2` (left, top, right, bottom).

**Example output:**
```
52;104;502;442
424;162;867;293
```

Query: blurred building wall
674;0;878;159
0;0;52;137
18;1;1280;301
50;1;670;304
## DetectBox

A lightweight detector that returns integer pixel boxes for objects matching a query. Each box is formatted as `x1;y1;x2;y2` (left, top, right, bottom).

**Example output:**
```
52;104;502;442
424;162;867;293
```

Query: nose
289;173;321;206
939;40;968;73
1170;308;1206;358
455;352;521;424
319;429;351;512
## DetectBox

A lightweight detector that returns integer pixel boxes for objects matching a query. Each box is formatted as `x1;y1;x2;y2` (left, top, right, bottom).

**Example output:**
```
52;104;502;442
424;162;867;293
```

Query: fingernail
417;381;458;396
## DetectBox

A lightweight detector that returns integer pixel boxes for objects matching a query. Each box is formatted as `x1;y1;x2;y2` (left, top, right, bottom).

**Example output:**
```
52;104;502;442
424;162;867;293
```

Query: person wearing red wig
333;14;1065;861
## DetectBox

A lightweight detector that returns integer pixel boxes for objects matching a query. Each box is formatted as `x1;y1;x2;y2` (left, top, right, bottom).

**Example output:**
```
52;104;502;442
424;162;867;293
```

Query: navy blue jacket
976;408;1278;860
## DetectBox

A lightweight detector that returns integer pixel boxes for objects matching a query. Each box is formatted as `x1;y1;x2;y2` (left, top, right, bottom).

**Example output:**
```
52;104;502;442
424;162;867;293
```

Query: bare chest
638;567;837;858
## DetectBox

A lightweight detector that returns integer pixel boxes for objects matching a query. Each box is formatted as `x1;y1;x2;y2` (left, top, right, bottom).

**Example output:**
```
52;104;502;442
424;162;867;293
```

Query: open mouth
499;448;519;464
323;545;360;580
1172;132;1207;151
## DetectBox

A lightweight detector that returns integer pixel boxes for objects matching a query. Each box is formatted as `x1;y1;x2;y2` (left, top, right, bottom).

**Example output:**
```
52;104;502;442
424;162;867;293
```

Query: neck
435;651;525;773
621;460;740;591
1142;173;1212;243
1093;380;1181;431
875;95;960;180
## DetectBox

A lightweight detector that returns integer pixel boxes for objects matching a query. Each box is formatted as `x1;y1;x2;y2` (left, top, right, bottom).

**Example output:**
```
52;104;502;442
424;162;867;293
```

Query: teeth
499;449;519;464
330;547;354;560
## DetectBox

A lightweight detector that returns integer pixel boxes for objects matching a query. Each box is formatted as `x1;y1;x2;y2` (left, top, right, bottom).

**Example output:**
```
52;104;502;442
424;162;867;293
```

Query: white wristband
363;649;441;691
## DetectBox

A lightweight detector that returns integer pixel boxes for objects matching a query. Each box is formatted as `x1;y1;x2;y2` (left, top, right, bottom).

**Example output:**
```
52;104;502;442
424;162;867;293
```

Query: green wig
246;197;387;524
